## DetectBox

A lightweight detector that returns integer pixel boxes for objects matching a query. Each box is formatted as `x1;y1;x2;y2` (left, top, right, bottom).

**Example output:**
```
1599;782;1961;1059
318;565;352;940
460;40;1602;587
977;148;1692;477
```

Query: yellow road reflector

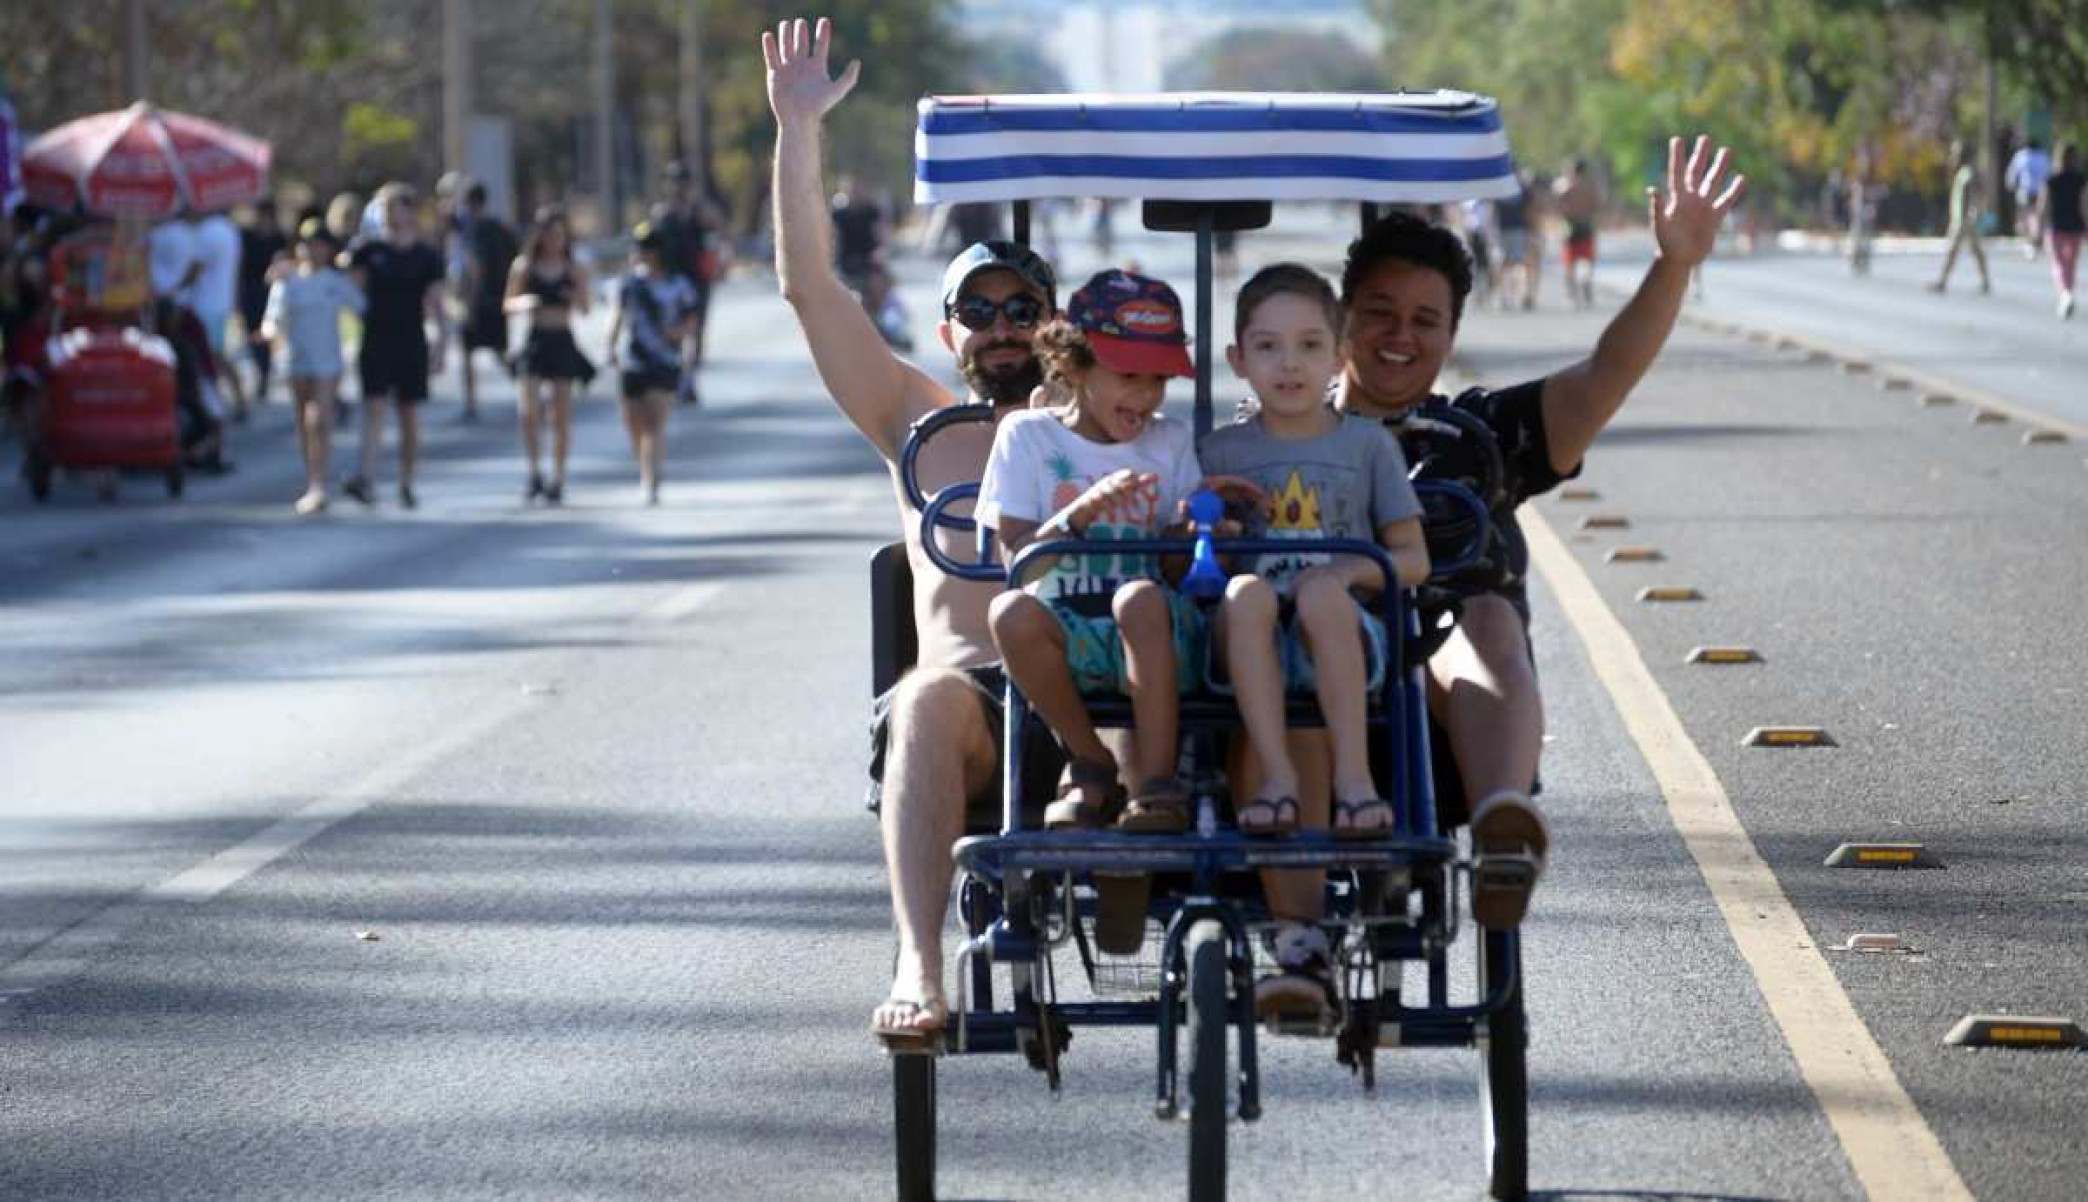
1943;1015;2085;1050
1971;408;2008;424
1920;393;1956;407
1746;726;1836;748
1558;487;1601;502
1580;514;1630;530
1879;377;1913;391
1839;360;1873;374
1637;586;1703;603
1823;841;1939;867
1688;646;1762;665
1841;933;1908;953
1605;546;1664;563
2024;429;2069;445
1806;349;1832;363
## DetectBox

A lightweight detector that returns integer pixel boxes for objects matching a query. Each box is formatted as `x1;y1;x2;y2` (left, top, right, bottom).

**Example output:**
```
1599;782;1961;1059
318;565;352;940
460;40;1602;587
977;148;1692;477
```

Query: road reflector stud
1920;392;1956;407
1839;933;1908;953
1688;646;1761;665
1971;408;2008;424
1637;586;1702;603
1880;377;1912;391
2024;429;2068;445
1747;329;1773;343
1823;841;1939;867
1746;726;1835;748
1806;349;1832;363
1580;514;1630;530
1558;487;1600;501
1605;546;1664;563
1839;360;1873;374
1944;1015;2084;1050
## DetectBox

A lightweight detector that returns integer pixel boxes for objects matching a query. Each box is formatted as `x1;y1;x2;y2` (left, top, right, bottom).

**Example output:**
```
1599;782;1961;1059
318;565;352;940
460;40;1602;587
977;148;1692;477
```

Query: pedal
1473;858;1537;892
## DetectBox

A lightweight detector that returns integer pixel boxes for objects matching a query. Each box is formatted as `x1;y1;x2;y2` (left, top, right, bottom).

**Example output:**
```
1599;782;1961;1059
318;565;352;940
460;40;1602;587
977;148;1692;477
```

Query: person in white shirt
189;209;248;416
2006;138;2054;254
262;219;366;515
147;216;200;302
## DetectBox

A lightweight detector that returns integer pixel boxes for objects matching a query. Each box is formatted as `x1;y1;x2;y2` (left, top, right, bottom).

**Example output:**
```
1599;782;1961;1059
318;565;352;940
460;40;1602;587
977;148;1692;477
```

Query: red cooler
30;327;183;499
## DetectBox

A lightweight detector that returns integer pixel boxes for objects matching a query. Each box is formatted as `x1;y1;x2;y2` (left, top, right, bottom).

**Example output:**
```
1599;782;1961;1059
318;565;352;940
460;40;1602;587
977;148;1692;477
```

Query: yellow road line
1524;507;1973;1202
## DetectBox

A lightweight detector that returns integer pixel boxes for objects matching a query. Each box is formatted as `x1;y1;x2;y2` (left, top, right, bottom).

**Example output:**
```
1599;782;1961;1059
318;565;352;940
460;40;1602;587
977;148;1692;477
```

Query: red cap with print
1066;269;1194;379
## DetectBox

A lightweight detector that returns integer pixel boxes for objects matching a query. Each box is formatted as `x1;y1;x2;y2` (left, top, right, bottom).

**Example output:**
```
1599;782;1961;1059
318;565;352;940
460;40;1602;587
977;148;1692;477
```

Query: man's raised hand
1649;135;1746;269
763;17;861;127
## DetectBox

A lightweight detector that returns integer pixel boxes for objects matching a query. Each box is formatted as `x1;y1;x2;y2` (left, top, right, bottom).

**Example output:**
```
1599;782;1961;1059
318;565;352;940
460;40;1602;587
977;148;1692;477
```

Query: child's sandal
1236;795;1300;837
1116;776;1192;834
1044;758;1123;830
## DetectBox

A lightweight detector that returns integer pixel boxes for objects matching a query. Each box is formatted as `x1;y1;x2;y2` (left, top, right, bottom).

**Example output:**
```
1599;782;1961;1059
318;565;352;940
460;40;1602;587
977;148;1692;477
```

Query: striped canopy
914;92;1518;206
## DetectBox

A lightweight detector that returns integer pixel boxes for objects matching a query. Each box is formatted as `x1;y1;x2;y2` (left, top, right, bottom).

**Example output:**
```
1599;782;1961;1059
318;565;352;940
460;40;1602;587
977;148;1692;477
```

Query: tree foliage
1372;0;2085;215
1163;28;1384;93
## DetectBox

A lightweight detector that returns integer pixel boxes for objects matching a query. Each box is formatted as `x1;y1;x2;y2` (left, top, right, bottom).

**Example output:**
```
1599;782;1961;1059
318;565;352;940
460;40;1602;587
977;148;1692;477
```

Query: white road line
1525;507;1974;1201
0;692;539;999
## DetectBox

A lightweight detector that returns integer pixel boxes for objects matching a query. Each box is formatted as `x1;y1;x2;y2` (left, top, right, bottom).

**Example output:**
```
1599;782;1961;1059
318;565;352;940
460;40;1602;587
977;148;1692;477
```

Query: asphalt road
2;218;2082;1201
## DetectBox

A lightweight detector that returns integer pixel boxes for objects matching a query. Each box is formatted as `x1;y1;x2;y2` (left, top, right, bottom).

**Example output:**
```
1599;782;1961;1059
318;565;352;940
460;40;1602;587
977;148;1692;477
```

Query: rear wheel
893;1053;937;1202
1186;919;1229;1202
1479;928;1528;1200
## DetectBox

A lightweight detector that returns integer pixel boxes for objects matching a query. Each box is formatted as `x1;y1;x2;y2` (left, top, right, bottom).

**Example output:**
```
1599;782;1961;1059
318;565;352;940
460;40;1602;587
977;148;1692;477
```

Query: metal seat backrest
870;542;917;698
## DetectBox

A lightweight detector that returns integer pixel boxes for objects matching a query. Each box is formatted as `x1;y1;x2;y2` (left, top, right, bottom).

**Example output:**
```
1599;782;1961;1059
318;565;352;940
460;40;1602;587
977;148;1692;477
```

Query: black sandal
1044;758;1123;830
1116;776;1191;834
1332;796;1396;840
1236;795;1300;837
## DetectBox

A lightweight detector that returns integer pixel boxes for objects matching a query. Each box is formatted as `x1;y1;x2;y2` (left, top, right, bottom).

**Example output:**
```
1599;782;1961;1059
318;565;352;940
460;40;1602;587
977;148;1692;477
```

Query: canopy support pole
1360;202;1380;235
1012;200;1031;248
1195;208;1213;440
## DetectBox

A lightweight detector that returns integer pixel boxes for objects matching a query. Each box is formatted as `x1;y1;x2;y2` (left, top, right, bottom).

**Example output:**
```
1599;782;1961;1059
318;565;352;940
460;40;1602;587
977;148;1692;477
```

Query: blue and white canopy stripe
915;92;1519;205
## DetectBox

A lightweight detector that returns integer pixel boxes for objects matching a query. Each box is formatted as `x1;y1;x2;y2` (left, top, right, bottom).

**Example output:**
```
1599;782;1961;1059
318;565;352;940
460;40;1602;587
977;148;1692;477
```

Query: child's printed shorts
1046;588;1207;696
1207;596;1390;696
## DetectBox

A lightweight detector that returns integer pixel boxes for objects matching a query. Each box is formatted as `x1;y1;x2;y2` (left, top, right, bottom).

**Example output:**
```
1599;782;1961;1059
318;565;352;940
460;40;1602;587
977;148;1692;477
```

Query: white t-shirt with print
977;408;1202;603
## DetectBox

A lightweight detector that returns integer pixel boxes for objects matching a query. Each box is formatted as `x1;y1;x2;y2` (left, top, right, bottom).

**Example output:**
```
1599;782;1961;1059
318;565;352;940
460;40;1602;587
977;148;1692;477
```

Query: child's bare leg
1112;580;1179;785
988;591;1112;770
1294;572;1377;808
1220;575;1300;831
1240;730;1334;922
518;377;542;479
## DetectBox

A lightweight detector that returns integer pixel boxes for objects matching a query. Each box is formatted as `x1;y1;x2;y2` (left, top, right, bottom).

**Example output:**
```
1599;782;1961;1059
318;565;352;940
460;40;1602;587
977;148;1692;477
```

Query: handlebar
899;404;996;526
1409;478;1492;580
918;483;1008;583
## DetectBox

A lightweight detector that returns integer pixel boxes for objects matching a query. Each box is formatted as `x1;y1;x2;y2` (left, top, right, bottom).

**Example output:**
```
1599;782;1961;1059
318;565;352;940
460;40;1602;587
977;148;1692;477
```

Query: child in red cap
976;269;1204;834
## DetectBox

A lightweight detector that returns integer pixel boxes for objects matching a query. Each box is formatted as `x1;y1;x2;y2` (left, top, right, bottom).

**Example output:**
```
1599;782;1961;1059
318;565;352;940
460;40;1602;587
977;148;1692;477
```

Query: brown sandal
1117;777;1192;834
1044;758;1123;830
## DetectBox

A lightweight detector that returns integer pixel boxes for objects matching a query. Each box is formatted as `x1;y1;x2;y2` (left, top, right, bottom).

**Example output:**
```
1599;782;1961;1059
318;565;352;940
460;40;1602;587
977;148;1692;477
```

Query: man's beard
959;340;1044;407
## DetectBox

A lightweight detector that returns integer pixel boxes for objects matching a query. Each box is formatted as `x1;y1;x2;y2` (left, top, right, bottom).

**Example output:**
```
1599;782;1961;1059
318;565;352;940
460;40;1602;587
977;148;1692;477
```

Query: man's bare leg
1426;594;1543;803
874;667;997;1035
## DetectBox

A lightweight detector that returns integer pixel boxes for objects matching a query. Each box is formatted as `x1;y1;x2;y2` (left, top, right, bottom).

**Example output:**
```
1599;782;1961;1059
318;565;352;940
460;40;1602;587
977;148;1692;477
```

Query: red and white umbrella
21;101;270;218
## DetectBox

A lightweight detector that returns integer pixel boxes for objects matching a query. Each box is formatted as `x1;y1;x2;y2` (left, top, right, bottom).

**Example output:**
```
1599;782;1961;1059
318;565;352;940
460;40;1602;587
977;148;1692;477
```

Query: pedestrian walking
1493;171;1535;311
1846;146;1877;276
189;207;247;419
236;200;287;404
2005;137;2053;257
1553;157;1603;309
605;222;698;505
456;183;517;422
2043;143;2085;319
1928;140;1990;295
505;205;594;505
261;219;364;515
344;182;448;509
650;161;725;408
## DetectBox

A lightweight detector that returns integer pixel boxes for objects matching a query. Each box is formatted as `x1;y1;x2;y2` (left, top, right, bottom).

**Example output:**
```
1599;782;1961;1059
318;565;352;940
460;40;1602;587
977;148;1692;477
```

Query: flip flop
1236;795;1300;837
1468;789;1550;929
1332;797;1396;840
872;997;947;1054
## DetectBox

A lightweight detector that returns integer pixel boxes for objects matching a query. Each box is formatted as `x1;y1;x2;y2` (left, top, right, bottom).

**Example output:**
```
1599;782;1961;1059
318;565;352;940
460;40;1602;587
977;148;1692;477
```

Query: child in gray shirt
1199;264;1429;1025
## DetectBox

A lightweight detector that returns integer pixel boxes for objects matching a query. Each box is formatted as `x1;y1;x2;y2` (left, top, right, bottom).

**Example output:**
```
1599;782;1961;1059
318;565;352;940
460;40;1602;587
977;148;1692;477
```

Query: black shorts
621;366;678;401
462;299;508;353
865;664;1064;826
359;335;429;404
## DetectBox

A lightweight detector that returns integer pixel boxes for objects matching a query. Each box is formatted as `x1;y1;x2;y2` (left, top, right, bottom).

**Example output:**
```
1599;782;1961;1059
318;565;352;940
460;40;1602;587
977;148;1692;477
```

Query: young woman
505;206;594;504
261;220;365;515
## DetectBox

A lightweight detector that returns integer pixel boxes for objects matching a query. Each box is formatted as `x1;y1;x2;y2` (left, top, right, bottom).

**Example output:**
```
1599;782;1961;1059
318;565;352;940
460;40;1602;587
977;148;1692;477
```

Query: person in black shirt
457;184;518;421
1333;135;1745;930
651;160;726;406
236;201;288;402
344;182;448;509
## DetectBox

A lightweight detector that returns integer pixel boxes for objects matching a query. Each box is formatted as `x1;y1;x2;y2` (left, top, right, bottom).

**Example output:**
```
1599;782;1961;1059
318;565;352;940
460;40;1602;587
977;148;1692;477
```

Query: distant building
958;0;1377;95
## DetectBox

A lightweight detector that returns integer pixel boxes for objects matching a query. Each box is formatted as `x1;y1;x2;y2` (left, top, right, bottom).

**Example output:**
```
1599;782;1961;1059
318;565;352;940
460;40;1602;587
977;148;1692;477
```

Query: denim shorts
1045;588;1207;696
1206;594;1389;696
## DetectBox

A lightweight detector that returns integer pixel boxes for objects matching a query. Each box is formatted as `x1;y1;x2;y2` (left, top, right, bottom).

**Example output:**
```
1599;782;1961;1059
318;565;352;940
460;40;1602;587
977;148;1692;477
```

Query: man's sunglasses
947;292;1045;332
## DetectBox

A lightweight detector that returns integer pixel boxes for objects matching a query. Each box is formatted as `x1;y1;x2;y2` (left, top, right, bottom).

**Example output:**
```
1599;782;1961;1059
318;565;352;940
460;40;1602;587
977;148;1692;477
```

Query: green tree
1163;27;1384;92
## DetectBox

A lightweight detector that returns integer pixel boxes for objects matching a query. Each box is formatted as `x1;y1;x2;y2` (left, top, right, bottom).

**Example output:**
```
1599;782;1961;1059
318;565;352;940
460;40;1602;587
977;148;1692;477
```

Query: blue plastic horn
1180;489;1228;600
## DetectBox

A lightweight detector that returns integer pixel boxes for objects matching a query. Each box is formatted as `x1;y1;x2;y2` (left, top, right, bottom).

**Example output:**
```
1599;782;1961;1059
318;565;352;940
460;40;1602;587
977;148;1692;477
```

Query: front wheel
1479;928;1528;1200
893;1052;937;1202
1186;919;1229;1202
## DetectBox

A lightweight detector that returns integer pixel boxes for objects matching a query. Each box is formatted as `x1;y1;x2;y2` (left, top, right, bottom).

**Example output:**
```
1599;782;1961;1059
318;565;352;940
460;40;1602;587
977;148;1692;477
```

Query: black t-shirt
348;239;444;343
652;208;707;282
2048;170;2086;235
1385;377;1579;601
468;217;518;307
237;227;287;314
832;201;881;272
